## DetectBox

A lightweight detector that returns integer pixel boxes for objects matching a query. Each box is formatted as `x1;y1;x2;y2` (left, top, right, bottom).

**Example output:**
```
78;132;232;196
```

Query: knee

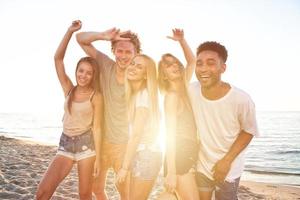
93;190;107;200
93;179;105;193
92;184;106;199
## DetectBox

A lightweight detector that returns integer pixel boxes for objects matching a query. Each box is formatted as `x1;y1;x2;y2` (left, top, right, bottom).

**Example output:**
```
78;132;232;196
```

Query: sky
1;0;300;113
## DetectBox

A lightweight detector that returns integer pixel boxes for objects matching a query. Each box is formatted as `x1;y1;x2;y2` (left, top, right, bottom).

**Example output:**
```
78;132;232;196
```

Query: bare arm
164;93;179;191
116;107;149;183
91;92;103;177
76;27;130;59
54;20;82;96
167;29;196;82
213;131;254;182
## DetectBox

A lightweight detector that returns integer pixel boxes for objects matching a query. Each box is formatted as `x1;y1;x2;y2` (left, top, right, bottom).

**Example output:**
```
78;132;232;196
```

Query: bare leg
93;168;108;200
199;191;213;200
176;172;199;200
77;156;95;200
36;155;74;200
115;171;130;200
129;177;156;200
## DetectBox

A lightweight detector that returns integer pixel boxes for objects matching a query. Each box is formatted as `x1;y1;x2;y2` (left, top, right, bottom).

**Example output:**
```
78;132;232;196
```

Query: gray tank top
176;97;197;141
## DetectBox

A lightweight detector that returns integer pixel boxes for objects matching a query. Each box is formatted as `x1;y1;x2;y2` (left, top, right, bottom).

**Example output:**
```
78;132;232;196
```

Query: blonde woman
116;54;162;200
36;20;102;200
158;29;199;200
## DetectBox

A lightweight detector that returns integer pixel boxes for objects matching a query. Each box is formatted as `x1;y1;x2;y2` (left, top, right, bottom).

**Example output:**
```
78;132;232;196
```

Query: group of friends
35;20;259;200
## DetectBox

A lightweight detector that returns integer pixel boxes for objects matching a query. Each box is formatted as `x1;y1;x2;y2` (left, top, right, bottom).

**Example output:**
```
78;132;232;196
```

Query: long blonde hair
158;53;192;111
125;54;159;131
158;53;184;94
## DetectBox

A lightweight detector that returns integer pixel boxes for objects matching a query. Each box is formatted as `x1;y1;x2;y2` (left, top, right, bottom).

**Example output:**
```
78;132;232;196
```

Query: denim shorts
131;149;162;181
195;172;240;200
57;130;96;161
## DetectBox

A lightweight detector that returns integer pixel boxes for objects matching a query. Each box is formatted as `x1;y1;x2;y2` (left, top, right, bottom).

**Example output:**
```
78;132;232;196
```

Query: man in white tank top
189;41;259;200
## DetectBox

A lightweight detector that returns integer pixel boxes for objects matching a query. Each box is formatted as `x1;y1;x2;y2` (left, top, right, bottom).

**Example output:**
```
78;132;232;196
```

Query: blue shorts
57;130;96;161
131;149;162;181
195;172;240;200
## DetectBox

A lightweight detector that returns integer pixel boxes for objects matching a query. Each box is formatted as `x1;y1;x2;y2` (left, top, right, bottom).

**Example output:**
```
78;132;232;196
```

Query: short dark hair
196;41;228;62
111;32;141;54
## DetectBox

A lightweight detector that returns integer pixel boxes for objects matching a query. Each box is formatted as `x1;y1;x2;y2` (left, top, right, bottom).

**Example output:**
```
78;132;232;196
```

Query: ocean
0;111;299;186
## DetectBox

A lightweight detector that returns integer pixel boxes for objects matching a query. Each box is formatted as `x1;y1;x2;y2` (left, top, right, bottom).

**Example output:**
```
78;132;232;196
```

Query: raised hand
167;28;184;42
102;27;131;41
68;20;82;33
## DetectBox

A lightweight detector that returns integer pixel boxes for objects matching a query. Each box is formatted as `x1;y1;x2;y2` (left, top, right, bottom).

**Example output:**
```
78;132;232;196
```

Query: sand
0;135;299;200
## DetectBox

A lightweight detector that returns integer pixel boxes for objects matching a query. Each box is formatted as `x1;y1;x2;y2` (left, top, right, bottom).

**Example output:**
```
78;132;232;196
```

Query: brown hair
67;57;100;114
111;32;141;54
196;41;228;63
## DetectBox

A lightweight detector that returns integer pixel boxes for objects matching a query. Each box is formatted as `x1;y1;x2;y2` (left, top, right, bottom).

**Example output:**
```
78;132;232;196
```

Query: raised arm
91;92;104;177
54;20;81;96
76;27;130;59
164;92;179;192
116;107;149;183
167;29;196;82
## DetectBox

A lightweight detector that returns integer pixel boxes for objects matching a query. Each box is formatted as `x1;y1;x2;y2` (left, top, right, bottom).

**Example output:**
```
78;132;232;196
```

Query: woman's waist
63;127;92;137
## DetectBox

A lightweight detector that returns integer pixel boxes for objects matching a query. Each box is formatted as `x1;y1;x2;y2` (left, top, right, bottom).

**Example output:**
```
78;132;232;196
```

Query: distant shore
1;135;299;200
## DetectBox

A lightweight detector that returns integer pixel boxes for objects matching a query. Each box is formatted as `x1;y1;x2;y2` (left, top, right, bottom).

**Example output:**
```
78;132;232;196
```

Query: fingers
213;169;226;183
115;168;128;184
93;164;100;178
172;28;183;34
72;20;82;26
164;177;176;193
119;30;131;36
108;28;131;41
118;30;131;41
116;174;125;183
167;28;184;41
165;183;176;193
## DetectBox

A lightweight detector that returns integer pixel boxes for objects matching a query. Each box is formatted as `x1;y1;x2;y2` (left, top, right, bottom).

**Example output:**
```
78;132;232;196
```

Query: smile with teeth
78;77;87;83
128;69;136;76
200;75;210;80
173;70;180;74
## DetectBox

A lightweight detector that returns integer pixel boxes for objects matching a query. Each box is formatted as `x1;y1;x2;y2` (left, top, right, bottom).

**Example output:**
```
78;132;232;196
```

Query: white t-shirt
132;89;160;152
189;82;259;181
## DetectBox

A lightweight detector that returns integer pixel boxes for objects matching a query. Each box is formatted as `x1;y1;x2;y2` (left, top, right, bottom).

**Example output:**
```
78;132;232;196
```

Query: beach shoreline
1;135;299;200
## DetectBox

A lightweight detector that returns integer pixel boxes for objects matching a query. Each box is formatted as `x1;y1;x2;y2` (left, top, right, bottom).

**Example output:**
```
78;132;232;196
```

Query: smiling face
127;56;147;82
113;41;136;70
76;61;94;88
161;56;184;82
195;50;226;89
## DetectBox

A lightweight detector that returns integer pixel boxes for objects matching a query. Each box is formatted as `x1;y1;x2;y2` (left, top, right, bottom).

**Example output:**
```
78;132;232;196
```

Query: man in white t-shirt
189;41;259;200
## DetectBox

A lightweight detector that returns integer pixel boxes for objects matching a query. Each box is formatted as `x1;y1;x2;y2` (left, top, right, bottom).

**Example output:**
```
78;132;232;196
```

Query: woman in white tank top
36;20;103;200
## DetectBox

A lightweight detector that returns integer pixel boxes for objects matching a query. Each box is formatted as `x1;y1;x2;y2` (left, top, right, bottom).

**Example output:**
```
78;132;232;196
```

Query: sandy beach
0;135;299;200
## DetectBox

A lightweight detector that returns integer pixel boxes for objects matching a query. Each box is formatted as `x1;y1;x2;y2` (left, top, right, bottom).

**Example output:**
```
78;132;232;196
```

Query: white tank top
62;89;94;137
